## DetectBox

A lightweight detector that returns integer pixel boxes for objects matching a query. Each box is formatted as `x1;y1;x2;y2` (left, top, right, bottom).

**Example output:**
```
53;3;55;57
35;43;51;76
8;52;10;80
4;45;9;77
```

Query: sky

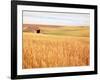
23;11;90;26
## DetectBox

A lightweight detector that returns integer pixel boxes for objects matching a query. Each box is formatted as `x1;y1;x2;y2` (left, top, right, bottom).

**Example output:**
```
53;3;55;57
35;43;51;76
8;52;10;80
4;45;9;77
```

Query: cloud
23;11;90;26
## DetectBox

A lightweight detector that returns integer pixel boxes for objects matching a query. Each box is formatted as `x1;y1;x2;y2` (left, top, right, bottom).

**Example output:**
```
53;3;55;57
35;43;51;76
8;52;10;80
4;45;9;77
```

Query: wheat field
22;26;90;69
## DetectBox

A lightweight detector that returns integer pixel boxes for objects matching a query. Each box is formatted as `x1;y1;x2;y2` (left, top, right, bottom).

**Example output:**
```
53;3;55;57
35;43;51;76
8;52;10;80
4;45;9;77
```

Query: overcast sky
23;11;90;26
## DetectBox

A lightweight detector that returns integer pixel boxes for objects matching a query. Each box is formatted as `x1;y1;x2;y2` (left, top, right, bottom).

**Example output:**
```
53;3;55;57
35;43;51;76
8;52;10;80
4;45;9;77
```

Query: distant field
22;24;90;69
23;24;90;37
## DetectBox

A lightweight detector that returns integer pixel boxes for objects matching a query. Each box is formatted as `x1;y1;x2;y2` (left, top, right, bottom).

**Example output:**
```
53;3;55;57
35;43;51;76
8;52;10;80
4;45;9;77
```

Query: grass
22;26;90;69
39;26;89;37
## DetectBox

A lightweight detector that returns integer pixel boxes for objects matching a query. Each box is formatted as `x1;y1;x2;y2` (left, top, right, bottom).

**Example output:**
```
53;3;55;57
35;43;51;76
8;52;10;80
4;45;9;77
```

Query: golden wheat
22;32;90;69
